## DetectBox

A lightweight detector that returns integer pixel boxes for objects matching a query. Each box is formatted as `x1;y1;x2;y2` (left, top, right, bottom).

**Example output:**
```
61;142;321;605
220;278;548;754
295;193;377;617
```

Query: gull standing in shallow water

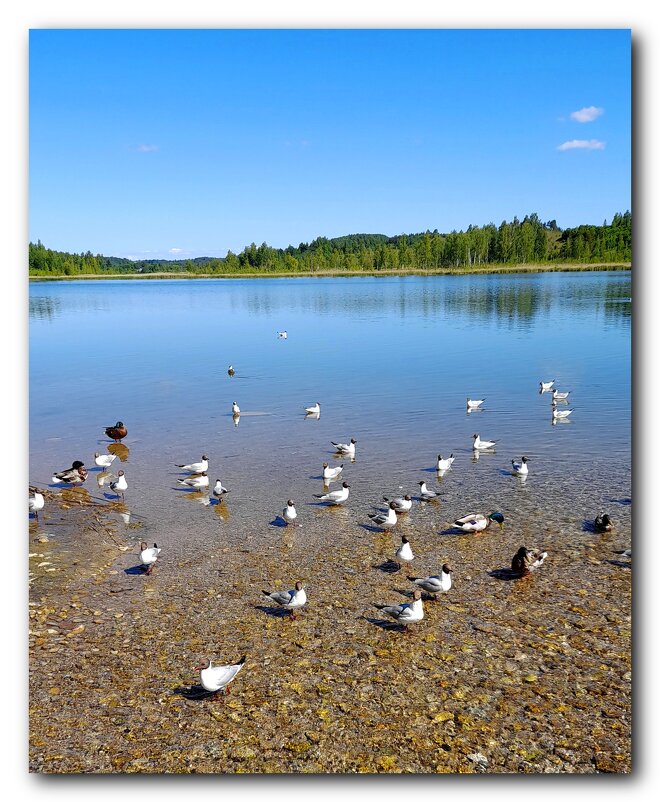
212;479;229;501
473;433;498;450
322;462;343;481
139;542;161;575
232;401;241;415
382;494;413;513
195;655;246;697
176;455;209;474
109;470;128;500
454;511;505;533
418;481;441;501
436;454;455;472
409;564;452;599
94;452;117;470
511;456;529;476
368;502;398;531
314;481;350;505
282;500;297;525
395;535;415;574
374;589;424;630
29;488;45;519
177;472;210;491
262;581;307;618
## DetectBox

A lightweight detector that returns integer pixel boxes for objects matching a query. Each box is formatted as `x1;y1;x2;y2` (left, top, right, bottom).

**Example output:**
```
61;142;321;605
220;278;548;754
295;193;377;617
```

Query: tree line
29;211;631;276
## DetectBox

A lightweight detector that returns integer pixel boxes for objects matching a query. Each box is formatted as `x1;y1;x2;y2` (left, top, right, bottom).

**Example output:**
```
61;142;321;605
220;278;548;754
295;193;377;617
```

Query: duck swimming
594;512;614;532
454;511;504;533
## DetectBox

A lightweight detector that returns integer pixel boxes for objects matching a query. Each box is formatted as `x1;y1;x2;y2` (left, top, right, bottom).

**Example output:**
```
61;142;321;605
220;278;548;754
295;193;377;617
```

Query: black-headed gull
551;401;573;419
539;380;555;392
94;452;117;470
472;433;497;450
213;479;229;500
232;401;241;415
467;398;485;410
368;502;398;530
176;455;209;474
395;535;415;573
177;472;209;491
454;511;504;532
418;481;440;501
283;500;297;524
29;488;45;519
511;546;547;577
382;494;412;513
375;589;424;629
262;581;307;618
322;462;343;481
305;402;321;415
314;481;350;505
139;542;161;574
109;470;128;499
552;389;570;401
436;454;455;472
331;438;356;457
195;655;246;697
511;456;529;476
409;564;452;598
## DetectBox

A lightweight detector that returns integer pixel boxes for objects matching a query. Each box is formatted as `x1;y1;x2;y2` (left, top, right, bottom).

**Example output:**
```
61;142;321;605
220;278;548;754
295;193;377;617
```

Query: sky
29;28;631;261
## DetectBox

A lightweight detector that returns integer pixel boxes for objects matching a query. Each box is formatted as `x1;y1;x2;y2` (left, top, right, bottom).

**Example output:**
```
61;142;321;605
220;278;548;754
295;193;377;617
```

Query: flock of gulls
28;359;628;699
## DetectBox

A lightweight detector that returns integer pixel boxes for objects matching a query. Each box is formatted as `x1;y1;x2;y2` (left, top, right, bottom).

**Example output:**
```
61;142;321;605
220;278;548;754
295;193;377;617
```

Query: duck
368;502;398;530
262;581;307;618
511;546;548;577
322;462;343;481
454;511;505;533
227;365;235;376
94;452;117;470
177;472;210;491
282;500;297;525
331;438;356;458
511;456;529;476
552;389;570;401
52;461;88;484
539;380;555;392
466;398;485;410
594;512;614;532
473;433;497;450
195;655;246;697
374;589;424;629
551;401;573;419
212;479;229;501
409;564;452;598
418;481;441;501
109;470;128;499
314;481;350;505
29;487;45;519
395;535;415;573
104;421;127;442
232;401;241;415
382;494;413;513
176;456;209;474
139;542;161;575
305;402;321;415
436;454;455;472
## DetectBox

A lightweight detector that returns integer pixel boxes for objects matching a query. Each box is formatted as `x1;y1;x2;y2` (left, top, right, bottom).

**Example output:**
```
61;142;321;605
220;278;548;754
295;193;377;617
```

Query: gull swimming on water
374;589;424;629
418;481;441;501
139;542;161;575
382;494;413;513
94;452;117;470
552;389;570;401
322;462;343;481
467;398;485;410
29;488;45;519
109;470;128;499
368;502;398;530
305;402;321;415
511;456;529;476
315;481;350;505
282;500;297;525
511;546;547;577
262;581;307;618
539;380;555;392
177;472;210;491
473;433;498;450
195;655;246;697
408;564;452;598
176;455;209;474
436;454;455;472
212;479;229;501
331;438;356;458
454;511;505;532
551;401;573;419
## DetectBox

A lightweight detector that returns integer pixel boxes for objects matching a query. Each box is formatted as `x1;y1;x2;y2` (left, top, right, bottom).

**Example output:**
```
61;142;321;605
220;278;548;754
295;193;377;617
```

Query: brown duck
104;421;127;441
52;460;88;484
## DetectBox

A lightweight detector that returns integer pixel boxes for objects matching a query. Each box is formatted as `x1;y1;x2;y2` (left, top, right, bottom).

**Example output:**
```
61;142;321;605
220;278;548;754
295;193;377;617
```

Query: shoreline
29;263;631;281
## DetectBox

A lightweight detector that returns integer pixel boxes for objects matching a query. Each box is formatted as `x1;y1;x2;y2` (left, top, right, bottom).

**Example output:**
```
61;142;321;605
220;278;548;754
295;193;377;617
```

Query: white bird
109;470;128;499
467;398;485;409
262;581;307;617
375;589;424;629
29;488;45;519
176;455;209;474
436;453;455;471
212;479;229;501
232;401;241;415
331;438;356;457
551;402;573;419
473;433;497;450
195;655;246;696
368;502;398;530
418;481;440;501
139;541;161;574
382;494;413;513
511;456;529;476
305;402;321;415
177;472;210;490
277;331;288;339
94;451;117;470
409;564;452;598
322;462;343;480
454;511;505;532
314;481;350;505
614;548;631;559
540;380;555;392
282;499;297;524
395;535;415;572
552;389;570;401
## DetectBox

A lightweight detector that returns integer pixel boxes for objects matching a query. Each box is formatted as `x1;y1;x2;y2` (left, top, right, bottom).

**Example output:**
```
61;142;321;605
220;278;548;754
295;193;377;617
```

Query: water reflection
108;443;130;462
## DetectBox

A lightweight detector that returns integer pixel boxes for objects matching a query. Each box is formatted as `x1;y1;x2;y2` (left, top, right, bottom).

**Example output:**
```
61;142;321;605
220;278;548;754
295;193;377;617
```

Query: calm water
29;272;631;539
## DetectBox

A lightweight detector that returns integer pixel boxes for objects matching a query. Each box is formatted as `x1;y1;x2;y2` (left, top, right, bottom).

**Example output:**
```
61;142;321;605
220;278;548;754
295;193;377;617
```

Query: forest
29;211;631;277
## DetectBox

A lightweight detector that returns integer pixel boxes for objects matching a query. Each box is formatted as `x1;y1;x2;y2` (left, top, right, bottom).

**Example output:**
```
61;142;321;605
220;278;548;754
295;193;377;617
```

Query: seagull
104;421;127;441
262;581;307;618
395;535;415;573
322;462;343;481
409;564;452;598
94;452;117;470
368;502;398;530
375;589;424;630
382;494;413;513
436;454;455;472
331;438;357;458
177;472;210;491
467;398;485;410
305;402;321;415
29;488;45;519
52;461;88;484
227;365;235;376
314;481;350;505
473;433;498;450
283;500;297;524
614;548;631;559
454;512;505;532
511;546;548;577
176;456;209;474
212;479;229;501
195;655;246;697
418;481;440;501
139;542;161;575
109;470;128;499
539;380;555;392
594;513;614;532
552;389;570;401
551;401;573;419
277;331;288;339
232;401;241;415
511;456;529;476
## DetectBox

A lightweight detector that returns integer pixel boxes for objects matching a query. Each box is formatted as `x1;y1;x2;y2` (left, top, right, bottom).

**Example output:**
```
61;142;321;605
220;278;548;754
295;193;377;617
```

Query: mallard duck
322;462;343;480
29;488;45;519
331;438;356;457
454;511;505;532
282;500;297;524
511;456;529;476
511;546;547;577
262;581;307;617
314;481;350;505
52;461;88;484
409;564;452;598
139;542;161;574
375;589;424;629
473;433;498;450
195;655;246;696
104;421;127;441
382;494;413;513
176;455;209;474
368;502;398;530
594;512;613;532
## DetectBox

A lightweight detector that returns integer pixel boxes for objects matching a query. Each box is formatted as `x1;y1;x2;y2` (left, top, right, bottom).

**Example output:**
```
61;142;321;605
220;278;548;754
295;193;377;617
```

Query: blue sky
29;28;631;260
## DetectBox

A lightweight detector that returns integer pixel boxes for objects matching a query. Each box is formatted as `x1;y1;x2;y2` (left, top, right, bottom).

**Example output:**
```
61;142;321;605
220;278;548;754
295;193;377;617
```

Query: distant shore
28;263;631;281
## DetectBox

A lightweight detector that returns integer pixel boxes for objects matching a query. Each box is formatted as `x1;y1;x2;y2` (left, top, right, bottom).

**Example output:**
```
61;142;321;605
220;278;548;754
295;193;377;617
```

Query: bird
453;511;505;533
227;365;235;376
212;479;229;500
176;456;209;474
551;401;573;419
195;655;246;697
436;454;455;472
473;433;497;450
368;502;398;530
232;401;241;415
52;461;88;484
552;389;570;401
539;380;555;392
104;421;127;442
109;470;127;499
331;438;357;458
614;548;631;559
375;589;424;630
418;481;441;501
409;564;452;599
94;452;117;470
314;481;350;505
511;456;529;476
262;581;307;618
277;331;288;339
29;488;45;519
282;500;297;524
511;546;548;577
594;512;614;532
177;472;209;491
467;398;485;410
395;535;415;573
139;542;161;575
322;462;343;481
382;494;413;513
305;402;321;415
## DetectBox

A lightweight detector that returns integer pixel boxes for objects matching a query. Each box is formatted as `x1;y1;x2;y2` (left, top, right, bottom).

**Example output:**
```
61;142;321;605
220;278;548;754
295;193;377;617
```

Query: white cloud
570;106;604;123
136;144;159;152
557;139;606;151
169;247;183;254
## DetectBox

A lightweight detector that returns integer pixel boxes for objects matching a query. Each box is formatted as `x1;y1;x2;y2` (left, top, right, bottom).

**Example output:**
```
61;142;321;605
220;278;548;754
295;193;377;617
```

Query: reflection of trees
29;296;61;320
